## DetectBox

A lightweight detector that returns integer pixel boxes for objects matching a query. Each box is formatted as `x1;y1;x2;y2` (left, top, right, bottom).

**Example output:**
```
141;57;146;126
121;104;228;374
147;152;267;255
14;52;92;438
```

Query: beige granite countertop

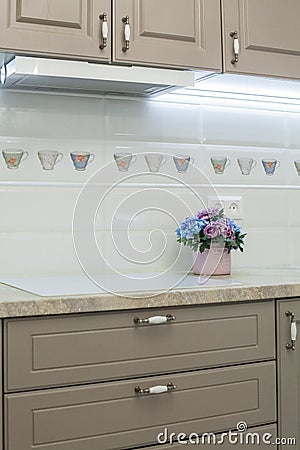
0;267;299;318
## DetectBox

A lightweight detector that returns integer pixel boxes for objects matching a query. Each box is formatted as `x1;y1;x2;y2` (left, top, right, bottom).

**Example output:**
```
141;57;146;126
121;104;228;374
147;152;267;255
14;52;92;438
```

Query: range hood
0;56;198;97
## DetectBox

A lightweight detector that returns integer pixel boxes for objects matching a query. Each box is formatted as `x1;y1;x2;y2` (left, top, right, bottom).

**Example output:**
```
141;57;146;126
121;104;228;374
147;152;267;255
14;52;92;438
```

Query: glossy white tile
202;105;285;148
105;98;202;143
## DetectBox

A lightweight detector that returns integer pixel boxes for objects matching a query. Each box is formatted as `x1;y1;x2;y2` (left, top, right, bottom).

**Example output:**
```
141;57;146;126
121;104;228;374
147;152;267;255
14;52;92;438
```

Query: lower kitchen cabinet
277;298;300;449
5;362;276;450
0;300;280;449
4;301;275;391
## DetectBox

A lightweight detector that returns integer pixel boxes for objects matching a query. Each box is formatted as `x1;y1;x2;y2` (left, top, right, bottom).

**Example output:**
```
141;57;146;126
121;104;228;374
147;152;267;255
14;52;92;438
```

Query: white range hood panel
1;56;198;97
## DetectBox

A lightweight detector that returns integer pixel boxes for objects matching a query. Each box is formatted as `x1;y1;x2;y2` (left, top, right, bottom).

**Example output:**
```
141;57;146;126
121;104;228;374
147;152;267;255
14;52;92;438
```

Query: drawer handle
286;310;297;350
99;13;108;50
133;314;176;325
135;382;177;395
230;30;239;64
122;15;130;52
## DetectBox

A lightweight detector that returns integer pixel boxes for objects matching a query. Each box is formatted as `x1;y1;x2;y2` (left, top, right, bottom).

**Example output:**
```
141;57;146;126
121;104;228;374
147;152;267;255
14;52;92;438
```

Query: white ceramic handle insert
99;13;108;50
286;311;297;350
125;23;130;42
149;316;168;324
135;382;176;395
149;385;168;394
133;314;176;325
102;19;108;40
230;31;240;64
291;321;297;341
122;16;131;51
234;36;239;56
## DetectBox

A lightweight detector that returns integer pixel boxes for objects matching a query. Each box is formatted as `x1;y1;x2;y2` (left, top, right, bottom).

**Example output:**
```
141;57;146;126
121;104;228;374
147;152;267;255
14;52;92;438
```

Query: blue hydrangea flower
176;217;206;240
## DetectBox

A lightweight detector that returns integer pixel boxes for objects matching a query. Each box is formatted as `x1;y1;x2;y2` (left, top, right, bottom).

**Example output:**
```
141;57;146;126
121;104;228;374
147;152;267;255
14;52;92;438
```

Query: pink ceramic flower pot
193;245;231;276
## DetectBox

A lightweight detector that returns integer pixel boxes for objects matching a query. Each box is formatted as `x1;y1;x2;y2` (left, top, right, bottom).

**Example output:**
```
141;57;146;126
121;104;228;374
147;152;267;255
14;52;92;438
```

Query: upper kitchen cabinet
222;0;300;79
113;0;222;71
0;0;111;62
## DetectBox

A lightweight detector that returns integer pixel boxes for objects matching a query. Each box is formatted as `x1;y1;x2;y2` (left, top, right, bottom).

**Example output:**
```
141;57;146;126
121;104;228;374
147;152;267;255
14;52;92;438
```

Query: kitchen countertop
0;267;299;318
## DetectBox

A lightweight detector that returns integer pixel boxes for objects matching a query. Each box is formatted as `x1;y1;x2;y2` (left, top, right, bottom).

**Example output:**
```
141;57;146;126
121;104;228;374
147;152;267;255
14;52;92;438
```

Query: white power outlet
207;196;243;220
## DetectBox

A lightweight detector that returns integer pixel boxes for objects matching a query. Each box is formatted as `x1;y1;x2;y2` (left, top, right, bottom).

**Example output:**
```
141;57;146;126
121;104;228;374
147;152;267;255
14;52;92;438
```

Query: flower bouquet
176;208;246;275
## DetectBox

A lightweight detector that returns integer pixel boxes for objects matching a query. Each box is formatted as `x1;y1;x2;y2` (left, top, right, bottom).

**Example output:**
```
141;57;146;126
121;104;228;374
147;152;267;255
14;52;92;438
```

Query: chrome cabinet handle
99;13;108;50
122;15;130;52
135;382;177;395
133;314;176;325
230;31;239;64
286;310;297;350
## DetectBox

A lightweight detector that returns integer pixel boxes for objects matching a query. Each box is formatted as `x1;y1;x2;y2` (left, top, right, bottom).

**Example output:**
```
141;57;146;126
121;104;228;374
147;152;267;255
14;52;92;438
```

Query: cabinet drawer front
148;424;277;448
5;362;276;450
5;301;275;391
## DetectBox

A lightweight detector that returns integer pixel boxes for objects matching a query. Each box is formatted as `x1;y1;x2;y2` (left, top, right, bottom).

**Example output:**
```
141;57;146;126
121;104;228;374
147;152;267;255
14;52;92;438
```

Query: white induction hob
0;273;242;297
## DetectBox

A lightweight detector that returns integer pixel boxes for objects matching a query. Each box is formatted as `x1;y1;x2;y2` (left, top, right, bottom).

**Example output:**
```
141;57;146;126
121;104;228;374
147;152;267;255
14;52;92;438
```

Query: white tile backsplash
0;90;299;276
288;228;300;266
0;232;84;276
0;91;105;139
232;228;290;268
105;98;202;143
202;105;285;148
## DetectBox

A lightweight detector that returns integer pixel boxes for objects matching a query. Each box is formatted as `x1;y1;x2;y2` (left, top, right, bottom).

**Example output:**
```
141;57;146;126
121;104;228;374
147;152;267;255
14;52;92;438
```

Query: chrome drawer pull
135;382;177;395
230;31;239;64
133;314;175;325
122;15;130;52
99;13;108;50
286;310;297;350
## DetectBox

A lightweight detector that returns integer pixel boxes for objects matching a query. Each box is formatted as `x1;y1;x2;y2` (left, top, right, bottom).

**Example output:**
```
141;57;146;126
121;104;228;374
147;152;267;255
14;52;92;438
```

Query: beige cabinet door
113;0;222;71
5;363;276;450
5;302;275;391
277;299;300;449
0;0;111;61
223;0;300;79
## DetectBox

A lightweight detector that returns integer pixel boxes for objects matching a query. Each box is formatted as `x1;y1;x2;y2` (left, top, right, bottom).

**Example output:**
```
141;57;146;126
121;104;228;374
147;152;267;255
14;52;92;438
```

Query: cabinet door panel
16;0;81;28
277;299;300;449
114;0;222;70
5;302;275;391
5;363;276;450
0;0;111;61
223;0;300;79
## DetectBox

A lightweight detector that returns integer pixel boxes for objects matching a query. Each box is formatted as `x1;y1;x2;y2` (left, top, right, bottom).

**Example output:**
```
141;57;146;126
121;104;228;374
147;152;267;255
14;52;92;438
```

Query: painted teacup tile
294;161;300;176
144;154;167;172
2;149;29;169
38;151;63;170
70;152;95;171
262;159;280;176
114;153;136;172
237;158;257;175
210;156;231;174
173;155;194;173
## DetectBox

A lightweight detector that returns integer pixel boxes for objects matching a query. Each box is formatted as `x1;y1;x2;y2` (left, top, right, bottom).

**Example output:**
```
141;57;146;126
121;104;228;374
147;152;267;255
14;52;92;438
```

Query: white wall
0;88;299;277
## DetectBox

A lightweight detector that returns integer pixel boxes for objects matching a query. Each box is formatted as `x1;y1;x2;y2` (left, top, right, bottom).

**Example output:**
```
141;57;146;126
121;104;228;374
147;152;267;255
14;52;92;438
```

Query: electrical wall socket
207;196;243;220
